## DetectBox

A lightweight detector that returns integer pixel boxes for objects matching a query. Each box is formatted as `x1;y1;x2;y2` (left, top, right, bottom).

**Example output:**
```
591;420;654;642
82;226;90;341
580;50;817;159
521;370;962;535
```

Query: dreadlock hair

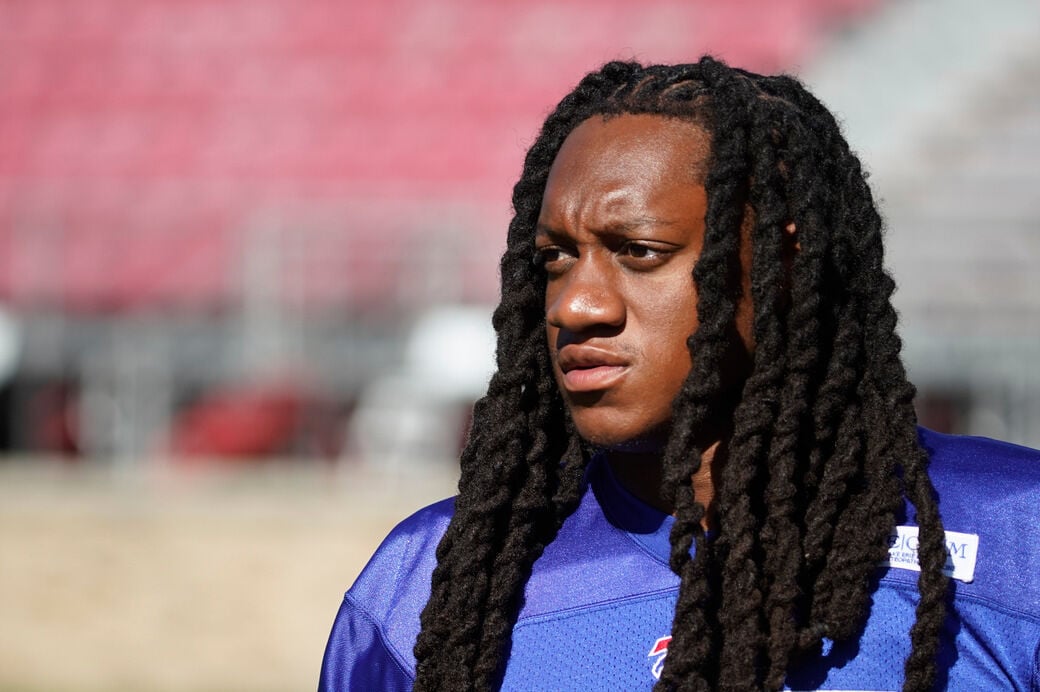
413;56;949;692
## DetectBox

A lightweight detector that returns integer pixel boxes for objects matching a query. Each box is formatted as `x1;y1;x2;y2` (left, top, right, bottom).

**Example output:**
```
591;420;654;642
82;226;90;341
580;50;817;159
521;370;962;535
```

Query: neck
605;440;720;532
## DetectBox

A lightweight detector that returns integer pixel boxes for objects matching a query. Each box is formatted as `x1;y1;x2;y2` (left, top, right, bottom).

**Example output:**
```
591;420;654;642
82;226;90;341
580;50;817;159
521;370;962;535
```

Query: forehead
539;114;711;229
546;114;710;191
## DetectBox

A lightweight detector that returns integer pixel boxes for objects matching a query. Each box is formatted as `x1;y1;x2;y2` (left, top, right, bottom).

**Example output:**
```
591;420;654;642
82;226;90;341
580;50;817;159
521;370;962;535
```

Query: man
320;58;1040;691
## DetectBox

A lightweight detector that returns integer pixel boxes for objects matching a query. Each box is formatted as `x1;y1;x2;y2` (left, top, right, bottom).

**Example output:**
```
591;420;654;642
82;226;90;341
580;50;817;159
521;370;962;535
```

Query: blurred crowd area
1;0;1039;689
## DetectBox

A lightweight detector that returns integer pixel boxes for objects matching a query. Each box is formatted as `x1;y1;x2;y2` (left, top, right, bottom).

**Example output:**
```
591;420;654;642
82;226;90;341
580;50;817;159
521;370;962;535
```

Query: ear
784;221;800;250
782;223;798;274
782;219;802;301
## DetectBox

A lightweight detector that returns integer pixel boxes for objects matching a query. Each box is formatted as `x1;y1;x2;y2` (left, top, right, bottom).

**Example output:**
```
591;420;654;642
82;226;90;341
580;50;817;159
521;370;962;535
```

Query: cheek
631;297;696;409
646;281;698;353
545;323;568;393
649;324;695;397
653;297;699;389
545;321;558;359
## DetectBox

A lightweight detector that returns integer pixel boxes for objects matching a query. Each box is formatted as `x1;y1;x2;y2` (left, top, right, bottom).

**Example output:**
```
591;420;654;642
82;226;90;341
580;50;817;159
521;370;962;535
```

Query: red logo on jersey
648;635;672;680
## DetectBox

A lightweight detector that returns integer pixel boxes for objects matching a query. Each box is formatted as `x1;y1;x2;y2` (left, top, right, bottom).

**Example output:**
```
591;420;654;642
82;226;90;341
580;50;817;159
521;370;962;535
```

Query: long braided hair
413;57;948;692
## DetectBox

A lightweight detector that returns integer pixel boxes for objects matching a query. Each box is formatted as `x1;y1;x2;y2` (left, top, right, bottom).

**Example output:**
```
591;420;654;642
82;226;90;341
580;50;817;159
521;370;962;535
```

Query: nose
545;255;625;335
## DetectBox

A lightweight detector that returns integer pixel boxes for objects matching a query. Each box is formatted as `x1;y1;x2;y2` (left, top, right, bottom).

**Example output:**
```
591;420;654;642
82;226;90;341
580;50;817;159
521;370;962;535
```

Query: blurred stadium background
1;0;1038;689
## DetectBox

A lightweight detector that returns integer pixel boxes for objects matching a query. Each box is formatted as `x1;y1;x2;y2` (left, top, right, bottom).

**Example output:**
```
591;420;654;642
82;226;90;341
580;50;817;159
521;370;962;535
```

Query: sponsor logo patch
883;525;979;583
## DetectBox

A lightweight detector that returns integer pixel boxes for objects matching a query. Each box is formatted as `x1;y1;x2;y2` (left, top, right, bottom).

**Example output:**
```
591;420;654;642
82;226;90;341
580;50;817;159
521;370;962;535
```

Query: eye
618;241;671;267
533;245;575;275
534;247;561;264
623;243;657;259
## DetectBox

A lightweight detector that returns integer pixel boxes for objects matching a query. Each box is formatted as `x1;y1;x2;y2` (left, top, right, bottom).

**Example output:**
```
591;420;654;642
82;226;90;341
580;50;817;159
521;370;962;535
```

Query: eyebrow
535;216;678;238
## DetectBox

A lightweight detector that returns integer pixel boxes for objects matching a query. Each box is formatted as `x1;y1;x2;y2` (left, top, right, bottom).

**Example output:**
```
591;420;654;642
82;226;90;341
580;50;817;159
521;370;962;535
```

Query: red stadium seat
0;0;882;312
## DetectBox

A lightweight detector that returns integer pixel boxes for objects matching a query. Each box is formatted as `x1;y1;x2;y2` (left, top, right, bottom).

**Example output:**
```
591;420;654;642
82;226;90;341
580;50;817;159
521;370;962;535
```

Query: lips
556;346;629;393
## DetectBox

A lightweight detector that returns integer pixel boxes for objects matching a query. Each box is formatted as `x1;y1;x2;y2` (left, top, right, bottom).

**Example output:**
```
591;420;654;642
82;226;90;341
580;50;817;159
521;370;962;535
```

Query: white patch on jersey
882;525;979;583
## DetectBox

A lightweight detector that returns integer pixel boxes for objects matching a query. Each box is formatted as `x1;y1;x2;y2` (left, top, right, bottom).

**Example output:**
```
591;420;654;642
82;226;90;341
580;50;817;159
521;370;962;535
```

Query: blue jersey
319;429;1040;690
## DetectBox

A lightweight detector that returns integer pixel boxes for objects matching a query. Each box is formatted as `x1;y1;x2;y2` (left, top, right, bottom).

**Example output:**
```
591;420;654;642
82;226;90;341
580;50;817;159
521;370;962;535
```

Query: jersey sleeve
318;497;455;692
318;595;413;692
1034;637;1040;692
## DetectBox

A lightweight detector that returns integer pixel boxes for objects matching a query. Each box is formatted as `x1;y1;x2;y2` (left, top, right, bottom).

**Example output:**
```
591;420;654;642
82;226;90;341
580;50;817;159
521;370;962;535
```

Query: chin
596;436;667;454
574;422;670;454
566;403;673;452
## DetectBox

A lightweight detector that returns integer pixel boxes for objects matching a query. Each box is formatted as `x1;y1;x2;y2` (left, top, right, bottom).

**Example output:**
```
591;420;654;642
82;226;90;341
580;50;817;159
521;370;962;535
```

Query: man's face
536;114;717;448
